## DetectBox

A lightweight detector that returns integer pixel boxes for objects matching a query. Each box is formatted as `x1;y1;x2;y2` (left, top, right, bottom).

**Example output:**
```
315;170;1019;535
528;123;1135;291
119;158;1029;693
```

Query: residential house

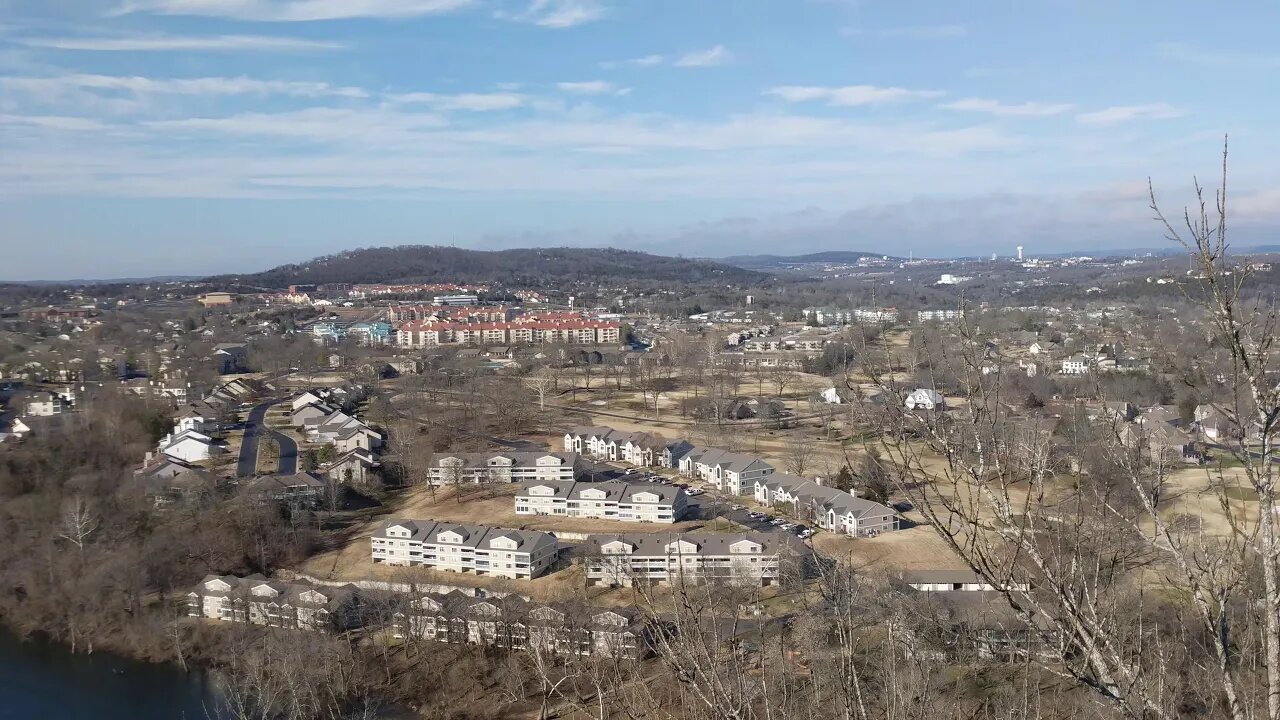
902;569;1029;593
23;390;68;416
754;474;897;537
516;480;688;523
157;429;224;463
290;403;335;428
244;472;329;505
427;451;581;485
211;343;249;374
904;388;946;412
173;404;216;434
1060;355;1090;375
324;448;379;485
581;532;799;587
188;574;356;631
371;520;560;580
0;413;31;443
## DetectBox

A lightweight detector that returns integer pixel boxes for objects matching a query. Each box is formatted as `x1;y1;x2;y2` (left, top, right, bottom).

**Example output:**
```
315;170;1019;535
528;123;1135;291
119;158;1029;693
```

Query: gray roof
374;519;558;555
581;531;800;558
518;480;683;504
757;473;894;519
435;451;579;469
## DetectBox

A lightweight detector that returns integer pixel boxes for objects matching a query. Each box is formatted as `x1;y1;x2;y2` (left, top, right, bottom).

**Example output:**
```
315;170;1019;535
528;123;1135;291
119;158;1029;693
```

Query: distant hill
719;251;892;270
215;246;768;288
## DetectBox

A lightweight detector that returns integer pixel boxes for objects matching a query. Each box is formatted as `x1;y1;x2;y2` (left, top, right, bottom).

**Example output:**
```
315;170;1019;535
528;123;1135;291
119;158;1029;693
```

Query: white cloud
0;114;107;131
497;0;605;28
599;53;664;69
2;73;369;99
112;0;474;21
19;33;344;52
388;92;524;111
556;80;625;95
674;45;732;67
1076;103;1184;126
941;98;1073;117
766;84;943;106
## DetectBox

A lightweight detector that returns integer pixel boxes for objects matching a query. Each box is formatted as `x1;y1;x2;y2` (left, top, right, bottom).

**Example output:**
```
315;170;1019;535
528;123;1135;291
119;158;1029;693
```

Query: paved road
237;401;299;477
237;402;271;477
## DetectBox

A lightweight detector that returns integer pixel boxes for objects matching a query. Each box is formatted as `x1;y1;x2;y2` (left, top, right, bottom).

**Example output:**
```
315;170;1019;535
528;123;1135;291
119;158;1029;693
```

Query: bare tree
524;365;557;412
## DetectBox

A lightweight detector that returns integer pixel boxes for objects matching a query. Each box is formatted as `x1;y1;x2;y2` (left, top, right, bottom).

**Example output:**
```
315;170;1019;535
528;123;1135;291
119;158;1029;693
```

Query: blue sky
2;0;1279;280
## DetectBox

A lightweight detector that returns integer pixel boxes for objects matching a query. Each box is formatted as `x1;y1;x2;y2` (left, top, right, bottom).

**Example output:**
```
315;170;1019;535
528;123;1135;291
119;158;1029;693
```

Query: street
236;400;299;477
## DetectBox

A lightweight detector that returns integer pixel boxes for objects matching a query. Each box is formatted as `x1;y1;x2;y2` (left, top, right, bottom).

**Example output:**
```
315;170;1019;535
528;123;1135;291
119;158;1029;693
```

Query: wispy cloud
556;80;627;95
843;24;968;39
19;33;345;52
1076;103;1184;126
112;0;474;21
674;45;732;67
766;84;943;106
2;73;369;99
598;53;664;69
941;97;1073;117
387;92;524;111
0;114;108;131
497;0;605;28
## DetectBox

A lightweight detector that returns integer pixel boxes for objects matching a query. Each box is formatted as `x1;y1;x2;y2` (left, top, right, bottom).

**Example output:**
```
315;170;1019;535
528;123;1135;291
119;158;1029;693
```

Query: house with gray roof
188;574;357;631
372;520;560;579
516;480;688;523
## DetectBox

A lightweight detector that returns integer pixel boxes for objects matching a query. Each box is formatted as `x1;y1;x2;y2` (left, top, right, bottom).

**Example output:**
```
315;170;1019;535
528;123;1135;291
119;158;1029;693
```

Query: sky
2;0;1279;280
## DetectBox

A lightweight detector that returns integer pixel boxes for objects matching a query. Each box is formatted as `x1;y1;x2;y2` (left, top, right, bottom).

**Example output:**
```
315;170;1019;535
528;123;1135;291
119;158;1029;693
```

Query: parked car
770;518;786;526
623;468;639;475
798;529;815;539
779;523;794;531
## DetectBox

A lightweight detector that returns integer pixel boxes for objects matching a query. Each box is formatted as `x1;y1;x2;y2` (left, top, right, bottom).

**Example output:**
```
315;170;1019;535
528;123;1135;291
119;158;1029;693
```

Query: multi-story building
371;520;560;580
802;307;899;325
428;451;581;485
563;427;694;469
753;474;897;537
395;591;649;658
1061;356;1091;375
516;480;688;523
187;574;356;631
678;447;774;495
581;532;798;587
917;309;964;323
397;320;621;348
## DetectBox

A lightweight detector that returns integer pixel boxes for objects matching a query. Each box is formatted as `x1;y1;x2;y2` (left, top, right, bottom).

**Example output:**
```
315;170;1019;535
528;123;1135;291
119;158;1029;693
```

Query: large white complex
187;574;354;631
427;451;582;485
371;520;560;580
563;427;693;468
516;480;688;523
753;474;897;537
581;532;798;587
678;446;775;495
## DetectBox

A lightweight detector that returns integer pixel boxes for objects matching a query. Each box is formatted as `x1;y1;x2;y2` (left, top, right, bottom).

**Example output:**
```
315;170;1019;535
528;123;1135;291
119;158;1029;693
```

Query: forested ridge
216;246;768;288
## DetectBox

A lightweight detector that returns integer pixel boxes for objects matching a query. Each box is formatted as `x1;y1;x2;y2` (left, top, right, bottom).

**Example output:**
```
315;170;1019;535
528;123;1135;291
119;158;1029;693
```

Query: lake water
0;631;224;719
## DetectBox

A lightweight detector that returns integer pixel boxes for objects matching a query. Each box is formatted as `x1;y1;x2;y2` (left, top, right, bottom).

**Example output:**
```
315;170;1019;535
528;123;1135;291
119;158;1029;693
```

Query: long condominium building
516;480;688;524
753;473;897;537
563;426;694;468
581;532;799;587
187;574;355;631
427;451;582;485
678;446;775;495
371;519;560;579
397;319;621;348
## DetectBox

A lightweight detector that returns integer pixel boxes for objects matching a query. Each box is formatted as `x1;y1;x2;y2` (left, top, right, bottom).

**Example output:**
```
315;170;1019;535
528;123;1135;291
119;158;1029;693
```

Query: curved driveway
237;401;299;477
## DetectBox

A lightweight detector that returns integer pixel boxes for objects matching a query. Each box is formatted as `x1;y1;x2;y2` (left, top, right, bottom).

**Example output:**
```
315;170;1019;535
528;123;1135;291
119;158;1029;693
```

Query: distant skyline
2;0;1279;280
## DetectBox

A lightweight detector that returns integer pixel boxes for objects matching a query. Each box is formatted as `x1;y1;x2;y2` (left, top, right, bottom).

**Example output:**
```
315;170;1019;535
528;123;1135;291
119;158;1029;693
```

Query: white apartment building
428;451;581;485
516;480;688;523
371;520;560;580
678;446;774;495
917;309;963;323
563;427;693;469
582;532;797;587
754;474;897;537
187;574;352;631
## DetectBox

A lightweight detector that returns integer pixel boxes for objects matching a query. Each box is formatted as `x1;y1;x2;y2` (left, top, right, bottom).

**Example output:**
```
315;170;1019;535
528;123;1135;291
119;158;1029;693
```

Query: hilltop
214;246;769;288
719;251;892;270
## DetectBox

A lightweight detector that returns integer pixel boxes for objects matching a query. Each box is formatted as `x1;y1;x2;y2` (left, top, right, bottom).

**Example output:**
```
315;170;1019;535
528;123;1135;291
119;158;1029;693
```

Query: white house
158;429;223;463
678;447;775;495
1060;356;1090;375
902;569;1030;593
24;390;68;417
820;387;843;404
904;389;946;412
428;452;580;485
754;474;897;537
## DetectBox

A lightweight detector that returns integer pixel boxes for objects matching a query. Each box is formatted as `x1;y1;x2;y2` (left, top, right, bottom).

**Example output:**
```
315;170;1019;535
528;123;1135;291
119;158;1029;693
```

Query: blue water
0;631;223;719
